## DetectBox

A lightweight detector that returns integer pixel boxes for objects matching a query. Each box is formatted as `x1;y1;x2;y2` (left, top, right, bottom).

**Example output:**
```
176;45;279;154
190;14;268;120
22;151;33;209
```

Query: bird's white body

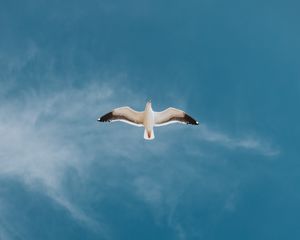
98;101;198;140
143;102;155;140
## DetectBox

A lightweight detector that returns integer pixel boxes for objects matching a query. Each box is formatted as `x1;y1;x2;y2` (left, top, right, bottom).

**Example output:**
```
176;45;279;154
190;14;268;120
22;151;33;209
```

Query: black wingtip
98;112;113;122
184;114;199;125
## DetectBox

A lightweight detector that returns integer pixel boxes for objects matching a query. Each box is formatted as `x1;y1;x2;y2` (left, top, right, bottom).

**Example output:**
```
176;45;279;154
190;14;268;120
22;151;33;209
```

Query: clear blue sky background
0;0;299;239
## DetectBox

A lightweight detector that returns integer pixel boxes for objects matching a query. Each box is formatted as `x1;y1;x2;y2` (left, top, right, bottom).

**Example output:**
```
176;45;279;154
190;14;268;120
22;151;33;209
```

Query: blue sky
0;0;299;239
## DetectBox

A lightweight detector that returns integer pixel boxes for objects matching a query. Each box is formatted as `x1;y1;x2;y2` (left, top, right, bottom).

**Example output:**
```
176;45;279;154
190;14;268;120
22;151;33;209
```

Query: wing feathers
183;113;198;125
154;107;198;126
98;107;144;127
98;106;198;128
98;111;114;122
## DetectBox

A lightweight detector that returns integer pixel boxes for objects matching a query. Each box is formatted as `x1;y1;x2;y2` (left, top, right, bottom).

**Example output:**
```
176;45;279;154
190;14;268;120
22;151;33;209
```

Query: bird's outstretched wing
154;107;198;126
98;107;144;127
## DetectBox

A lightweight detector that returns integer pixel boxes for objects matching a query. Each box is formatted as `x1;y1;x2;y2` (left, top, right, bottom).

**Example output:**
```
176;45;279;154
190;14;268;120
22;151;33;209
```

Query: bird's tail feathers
144;129;155;140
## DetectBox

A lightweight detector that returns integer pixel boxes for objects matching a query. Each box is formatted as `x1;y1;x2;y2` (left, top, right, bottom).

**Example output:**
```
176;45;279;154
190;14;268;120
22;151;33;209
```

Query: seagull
98;100;199;140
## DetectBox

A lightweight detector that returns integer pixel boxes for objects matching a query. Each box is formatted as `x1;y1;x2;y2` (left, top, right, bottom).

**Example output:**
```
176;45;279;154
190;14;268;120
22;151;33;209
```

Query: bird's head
146;100;152;108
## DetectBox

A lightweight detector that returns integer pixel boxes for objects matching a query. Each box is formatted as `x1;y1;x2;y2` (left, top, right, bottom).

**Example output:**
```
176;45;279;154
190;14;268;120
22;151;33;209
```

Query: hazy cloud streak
0;80;280;240
197;124;280;156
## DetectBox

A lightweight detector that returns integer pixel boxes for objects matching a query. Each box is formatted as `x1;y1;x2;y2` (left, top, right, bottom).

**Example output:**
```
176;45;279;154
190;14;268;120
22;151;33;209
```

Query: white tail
144;129;155;140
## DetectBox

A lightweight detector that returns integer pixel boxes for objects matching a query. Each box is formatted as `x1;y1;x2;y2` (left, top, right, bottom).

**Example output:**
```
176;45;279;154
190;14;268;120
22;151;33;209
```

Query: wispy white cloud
0;79;172;238
128;124;279;239
0;77;280;240
0;83;117;236
196;124;280;156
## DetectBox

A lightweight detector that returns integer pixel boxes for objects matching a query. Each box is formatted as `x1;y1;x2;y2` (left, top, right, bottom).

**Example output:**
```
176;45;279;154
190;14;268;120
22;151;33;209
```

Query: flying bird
98;101;199;140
